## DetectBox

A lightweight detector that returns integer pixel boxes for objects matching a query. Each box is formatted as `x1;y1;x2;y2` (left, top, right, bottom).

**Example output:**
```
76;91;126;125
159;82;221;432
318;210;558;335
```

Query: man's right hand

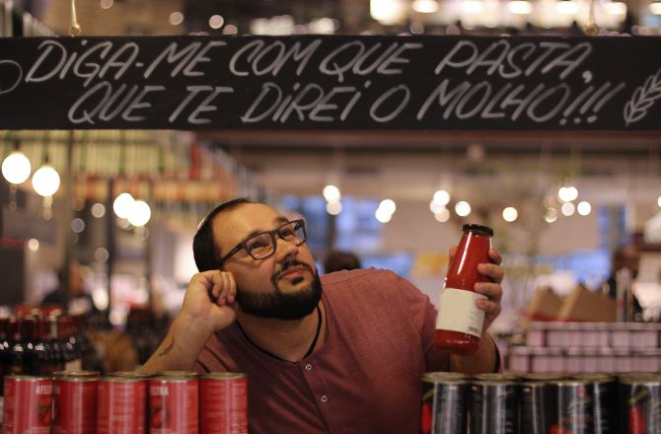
179;270;238;336
140;270;238;373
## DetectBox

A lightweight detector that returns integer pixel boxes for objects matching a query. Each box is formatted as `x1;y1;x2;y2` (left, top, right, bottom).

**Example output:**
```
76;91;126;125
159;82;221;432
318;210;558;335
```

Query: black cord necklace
236;305;322;364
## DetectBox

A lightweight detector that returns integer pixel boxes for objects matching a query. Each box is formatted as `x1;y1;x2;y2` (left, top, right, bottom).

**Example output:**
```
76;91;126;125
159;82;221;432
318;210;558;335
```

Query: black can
420;372;468;434
548;379;593;434
521;380;550;434
619;373;661;434
572;374;617;434
470;374;519;434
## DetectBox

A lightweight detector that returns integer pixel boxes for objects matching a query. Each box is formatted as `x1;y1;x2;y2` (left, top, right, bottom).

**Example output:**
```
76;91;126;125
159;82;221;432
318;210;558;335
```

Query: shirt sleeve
392;273;451;373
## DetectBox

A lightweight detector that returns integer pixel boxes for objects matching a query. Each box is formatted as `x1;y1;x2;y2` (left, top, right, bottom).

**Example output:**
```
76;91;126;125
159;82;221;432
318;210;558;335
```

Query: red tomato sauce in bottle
434;224;494;355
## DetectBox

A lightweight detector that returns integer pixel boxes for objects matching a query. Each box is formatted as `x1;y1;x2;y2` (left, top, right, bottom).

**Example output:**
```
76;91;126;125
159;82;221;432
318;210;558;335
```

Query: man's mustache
273;260;314;281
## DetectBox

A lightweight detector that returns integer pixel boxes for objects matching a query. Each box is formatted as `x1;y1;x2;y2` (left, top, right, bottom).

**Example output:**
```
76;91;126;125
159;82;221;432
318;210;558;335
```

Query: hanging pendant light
2;140;32;185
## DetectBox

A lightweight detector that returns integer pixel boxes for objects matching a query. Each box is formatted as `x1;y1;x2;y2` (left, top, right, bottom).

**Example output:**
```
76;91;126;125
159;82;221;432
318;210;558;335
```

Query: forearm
450;332;499;375
141;316;212;373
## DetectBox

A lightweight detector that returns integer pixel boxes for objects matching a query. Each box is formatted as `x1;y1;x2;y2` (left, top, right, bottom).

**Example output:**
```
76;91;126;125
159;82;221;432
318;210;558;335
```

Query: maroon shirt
195;268;452;433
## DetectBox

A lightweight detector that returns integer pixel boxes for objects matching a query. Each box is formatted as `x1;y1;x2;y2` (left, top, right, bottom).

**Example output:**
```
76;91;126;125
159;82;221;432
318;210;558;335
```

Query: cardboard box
526;287;563;321
558;286;617;322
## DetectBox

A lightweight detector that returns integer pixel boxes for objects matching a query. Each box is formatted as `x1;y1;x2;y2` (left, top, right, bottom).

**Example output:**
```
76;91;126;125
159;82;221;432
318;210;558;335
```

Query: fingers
478;263;504;283
190;270;237;306
476;298;501;318
488;248;503;265
474;282;502;301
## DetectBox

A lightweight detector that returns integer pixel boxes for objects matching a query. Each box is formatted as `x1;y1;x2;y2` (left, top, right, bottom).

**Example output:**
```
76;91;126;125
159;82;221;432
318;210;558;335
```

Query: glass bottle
21;316;39;375
434;224;493;355
0;316;9;397
34;316;55;376
8;316;26;375
48;315;65;373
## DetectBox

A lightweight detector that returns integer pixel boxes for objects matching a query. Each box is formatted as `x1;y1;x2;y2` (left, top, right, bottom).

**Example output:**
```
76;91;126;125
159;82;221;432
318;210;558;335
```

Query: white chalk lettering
370;85;410;123
455;82;492;119
143;42;200;79
540;42;591;79
320;41;419;82
309;86;358;122
121;85;165;121
68;82;163;124
187;86;234;124
434;41;478;75
417;79;471;120
25;40;68;83
229;39;321;77
241;82;283;123
0;60;23;95
435;40;592;80
182;41;226;77
98;42;139;81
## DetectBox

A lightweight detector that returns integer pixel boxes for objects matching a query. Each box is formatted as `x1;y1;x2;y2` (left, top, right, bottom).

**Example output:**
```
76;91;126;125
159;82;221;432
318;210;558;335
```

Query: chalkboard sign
0;35;660;131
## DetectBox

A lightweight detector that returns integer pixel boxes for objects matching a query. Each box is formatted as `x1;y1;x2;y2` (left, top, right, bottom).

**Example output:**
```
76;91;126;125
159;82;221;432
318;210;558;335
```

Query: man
41;261;98;316
323;250;362;273
142;198;504;433
603;244;642;317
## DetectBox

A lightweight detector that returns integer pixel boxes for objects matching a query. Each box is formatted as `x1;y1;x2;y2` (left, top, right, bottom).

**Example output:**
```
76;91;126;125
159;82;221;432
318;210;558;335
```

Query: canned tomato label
97;376;147;434
619;374;661;434
521;381;550;434
2;375;52;434
150;375;199;434
53;377;99;434
469;376;519;434
549;380;593;434
200;373;248;434
572;374;617;434
420;372;468;434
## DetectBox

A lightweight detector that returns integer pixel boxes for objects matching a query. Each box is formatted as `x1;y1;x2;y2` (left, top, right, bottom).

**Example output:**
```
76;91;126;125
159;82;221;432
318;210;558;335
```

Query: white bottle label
436;288;487;338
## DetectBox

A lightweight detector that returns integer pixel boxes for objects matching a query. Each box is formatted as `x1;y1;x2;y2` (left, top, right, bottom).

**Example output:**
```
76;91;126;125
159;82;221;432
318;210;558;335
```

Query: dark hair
193;198;252;272
323;251;362;274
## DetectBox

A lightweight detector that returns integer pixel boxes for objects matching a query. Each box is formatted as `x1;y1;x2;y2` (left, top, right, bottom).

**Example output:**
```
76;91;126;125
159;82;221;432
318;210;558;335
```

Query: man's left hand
475;249;504;332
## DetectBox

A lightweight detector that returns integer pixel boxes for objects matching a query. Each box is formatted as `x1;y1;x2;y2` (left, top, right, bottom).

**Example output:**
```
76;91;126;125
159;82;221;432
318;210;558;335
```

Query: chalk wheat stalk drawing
624;68;661;126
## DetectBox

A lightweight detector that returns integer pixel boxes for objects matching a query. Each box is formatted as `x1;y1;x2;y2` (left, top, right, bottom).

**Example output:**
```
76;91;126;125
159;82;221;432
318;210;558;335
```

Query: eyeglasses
218;219;307;266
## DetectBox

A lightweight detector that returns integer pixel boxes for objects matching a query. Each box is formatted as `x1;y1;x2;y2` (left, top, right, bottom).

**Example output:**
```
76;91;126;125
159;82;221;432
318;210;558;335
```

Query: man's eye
248;239;269;251
280;227;295;237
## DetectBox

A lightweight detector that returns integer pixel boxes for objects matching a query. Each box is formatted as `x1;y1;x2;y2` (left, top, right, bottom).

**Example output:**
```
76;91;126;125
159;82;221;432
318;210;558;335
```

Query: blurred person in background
323;250;362;273
41;261;98;316
142;198;505;433
602;245;643;317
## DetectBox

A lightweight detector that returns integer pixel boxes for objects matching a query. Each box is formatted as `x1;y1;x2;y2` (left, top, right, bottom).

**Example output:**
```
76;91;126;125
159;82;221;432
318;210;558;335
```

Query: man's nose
274;236;299;260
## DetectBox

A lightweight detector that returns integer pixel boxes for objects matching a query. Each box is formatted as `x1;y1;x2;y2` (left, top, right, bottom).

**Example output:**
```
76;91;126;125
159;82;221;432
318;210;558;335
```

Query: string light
2;151;31;184
32;165;60;197
455;201;471;217
502;207;518;222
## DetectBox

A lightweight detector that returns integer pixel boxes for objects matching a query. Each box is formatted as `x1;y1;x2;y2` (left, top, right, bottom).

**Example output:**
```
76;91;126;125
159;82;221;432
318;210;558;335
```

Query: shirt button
305;364;313;371
320;395;328;403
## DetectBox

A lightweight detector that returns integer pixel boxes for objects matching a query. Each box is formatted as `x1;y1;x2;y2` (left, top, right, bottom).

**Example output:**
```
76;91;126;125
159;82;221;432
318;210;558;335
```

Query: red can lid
462;224;494;237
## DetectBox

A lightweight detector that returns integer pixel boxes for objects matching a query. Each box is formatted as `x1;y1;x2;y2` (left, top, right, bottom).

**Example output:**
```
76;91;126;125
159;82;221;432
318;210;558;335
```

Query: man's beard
235;261;322;320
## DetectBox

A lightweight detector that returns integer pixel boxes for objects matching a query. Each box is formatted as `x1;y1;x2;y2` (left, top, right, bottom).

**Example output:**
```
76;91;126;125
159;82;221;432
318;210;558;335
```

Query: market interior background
1;0;661;370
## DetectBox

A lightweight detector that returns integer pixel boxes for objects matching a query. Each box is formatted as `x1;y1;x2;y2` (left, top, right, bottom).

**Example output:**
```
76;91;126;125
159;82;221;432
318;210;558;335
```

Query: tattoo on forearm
158;337;175;357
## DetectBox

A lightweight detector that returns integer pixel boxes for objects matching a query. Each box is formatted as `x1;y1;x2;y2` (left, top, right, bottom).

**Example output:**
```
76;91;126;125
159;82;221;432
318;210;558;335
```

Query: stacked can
149;371;199;434
200;373;249;434
619;373;661;434
520;374;565;434
547;379;593;434
469;373;519;434
2;375;53;434
572;374;617;433
97;373;151;433
52;370;100;434
420;372;469;434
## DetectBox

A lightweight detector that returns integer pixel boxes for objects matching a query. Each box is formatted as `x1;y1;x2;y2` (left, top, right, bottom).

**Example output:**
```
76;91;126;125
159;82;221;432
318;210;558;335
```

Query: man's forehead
213;203;286;243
